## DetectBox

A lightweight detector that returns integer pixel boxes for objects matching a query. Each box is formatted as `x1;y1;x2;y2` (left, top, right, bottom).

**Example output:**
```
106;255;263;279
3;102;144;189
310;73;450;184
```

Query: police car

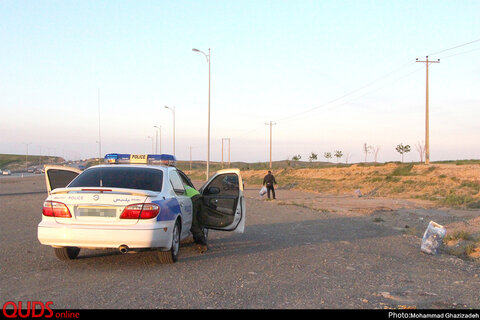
37;153;245;263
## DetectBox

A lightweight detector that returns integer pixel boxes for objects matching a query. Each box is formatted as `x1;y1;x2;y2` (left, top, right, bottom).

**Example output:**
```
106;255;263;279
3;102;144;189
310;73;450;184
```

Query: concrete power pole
416;56;440;165
227;138;230;167
189;146;193;169
265;121;276;169
98;88;102;159
221;138;231;168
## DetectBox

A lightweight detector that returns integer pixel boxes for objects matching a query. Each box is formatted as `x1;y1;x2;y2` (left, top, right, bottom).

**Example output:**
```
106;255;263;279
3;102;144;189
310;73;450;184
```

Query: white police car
37;153;245;263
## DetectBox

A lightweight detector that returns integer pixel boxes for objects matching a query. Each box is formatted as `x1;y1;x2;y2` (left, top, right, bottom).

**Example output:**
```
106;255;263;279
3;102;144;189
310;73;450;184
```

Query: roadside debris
355;189;363;197
259;186;267;196
421;221;446;255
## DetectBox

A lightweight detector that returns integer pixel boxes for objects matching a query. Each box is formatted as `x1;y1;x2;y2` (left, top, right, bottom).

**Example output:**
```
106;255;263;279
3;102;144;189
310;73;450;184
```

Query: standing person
263;170;277;200
184;185;208;253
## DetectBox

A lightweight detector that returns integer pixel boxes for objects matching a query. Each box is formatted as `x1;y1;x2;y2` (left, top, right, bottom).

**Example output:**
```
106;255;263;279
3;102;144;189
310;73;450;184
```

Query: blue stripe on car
153;198;181;221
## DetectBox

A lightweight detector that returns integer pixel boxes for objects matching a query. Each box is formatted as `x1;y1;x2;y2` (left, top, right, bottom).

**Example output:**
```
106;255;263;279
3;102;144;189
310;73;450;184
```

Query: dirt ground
238;163;480;261
2;165;480;261
1;172;480;308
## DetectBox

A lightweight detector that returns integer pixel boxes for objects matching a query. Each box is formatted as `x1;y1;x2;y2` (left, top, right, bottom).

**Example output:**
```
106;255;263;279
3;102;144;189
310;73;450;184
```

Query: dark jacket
263;173;277;186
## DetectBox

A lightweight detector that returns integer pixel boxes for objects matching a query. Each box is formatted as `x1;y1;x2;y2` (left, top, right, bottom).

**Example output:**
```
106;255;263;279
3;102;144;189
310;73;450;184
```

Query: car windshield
68;167;163;192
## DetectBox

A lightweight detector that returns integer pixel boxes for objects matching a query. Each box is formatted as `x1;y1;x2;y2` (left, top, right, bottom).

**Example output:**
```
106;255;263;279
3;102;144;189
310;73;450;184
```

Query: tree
334;150;343;162
363;143;373;162
372;146;380;163
416;141;425;163
292;154;301;161
324;152;332;162
395;143;411;162
308;152;318;162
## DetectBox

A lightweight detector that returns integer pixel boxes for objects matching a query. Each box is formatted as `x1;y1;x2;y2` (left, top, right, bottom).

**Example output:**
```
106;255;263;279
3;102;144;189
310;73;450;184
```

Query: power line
438;46;480;60
273;61;416;123
428;38;480;56
274;38;480;124
227;62;424;142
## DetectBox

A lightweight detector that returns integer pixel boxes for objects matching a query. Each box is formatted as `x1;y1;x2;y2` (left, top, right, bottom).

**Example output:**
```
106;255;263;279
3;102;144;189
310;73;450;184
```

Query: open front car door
44;165;82;194
199;169;245;233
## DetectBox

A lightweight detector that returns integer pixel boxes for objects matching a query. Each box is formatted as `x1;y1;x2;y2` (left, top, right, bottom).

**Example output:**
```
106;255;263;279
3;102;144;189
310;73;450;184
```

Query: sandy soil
239;163;480;261
2;168;479;261
2;173;480;308
244;182;480;261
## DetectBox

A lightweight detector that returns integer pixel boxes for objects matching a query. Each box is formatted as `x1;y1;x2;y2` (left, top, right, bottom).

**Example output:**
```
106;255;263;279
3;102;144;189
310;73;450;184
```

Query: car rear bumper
37;220;175;250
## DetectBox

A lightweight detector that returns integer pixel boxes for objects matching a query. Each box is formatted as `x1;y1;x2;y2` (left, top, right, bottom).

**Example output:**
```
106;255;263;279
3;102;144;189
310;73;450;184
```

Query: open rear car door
45;165;82;195
198;168;245;233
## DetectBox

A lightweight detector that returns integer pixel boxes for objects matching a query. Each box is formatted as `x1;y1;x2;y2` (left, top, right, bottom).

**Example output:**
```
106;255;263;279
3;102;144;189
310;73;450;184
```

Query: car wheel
54;246;80;260
157;220;180;264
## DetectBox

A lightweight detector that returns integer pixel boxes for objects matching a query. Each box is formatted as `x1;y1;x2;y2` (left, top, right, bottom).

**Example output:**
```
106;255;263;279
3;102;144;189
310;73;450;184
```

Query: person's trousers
267;185;275;199
190;194;207;243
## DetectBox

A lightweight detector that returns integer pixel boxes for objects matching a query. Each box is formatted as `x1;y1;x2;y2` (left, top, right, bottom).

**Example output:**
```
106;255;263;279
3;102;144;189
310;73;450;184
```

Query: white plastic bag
421;221;446;255
259;186;267;196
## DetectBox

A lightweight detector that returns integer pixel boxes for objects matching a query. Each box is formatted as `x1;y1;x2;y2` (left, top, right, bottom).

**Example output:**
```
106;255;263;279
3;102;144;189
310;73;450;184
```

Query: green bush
391;163;414;176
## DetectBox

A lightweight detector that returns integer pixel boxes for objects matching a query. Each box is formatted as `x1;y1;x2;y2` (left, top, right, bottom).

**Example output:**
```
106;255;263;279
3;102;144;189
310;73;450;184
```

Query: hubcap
172;223;180;255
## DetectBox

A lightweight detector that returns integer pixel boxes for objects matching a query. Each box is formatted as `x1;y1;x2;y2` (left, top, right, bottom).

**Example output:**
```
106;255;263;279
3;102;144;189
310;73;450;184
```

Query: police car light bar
104;153;177;166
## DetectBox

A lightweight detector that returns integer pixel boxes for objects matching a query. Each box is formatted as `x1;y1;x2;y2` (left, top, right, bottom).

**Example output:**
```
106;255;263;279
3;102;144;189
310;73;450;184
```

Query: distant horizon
2;152;479;166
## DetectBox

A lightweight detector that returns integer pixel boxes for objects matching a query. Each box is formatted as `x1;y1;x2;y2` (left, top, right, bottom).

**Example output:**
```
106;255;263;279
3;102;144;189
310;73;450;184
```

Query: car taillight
120;203;160;219
42;201;72;218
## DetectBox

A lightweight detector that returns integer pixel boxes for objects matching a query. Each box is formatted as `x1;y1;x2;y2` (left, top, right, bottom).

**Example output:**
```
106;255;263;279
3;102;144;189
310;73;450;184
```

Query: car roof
86;164;172;172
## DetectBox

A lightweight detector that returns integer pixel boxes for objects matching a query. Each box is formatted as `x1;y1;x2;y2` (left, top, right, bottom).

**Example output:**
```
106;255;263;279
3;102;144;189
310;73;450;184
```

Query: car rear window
68;167;163;192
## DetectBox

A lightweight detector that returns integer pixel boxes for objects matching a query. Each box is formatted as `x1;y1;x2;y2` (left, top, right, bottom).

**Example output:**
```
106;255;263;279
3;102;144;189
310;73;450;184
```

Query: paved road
1;177;479;309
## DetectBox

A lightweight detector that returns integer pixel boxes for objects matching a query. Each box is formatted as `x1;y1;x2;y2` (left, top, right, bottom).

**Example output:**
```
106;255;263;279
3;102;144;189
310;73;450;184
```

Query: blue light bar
104;153;177;166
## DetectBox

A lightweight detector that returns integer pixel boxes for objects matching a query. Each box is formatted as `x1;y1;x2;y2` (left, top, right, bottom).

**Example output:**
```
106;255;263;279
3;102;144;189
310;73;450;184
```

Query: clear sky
1;0;479;163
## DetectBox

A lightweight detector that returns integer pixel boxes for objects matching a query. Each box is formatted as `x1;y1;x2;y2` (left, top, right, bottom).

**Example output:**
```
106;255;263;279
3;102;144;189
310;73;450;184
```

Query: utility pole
25;142;31;172
221;138;231;168
221;139;224;168
189;146;193;169
265;121;276;169
416;56;440;165
227;138;230;167
98;88;102;159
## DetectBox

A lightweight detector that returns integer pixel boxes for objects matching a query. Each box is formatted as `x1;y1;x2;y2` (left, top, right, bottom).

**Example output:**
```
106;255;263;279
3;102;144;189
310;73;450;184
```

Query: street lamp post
97;88;102;159
154;125;162;154
192;48;211;181
153;126;158;153
25;142;31;172
221;138;230;168
164;106;175;156
147;136;154;153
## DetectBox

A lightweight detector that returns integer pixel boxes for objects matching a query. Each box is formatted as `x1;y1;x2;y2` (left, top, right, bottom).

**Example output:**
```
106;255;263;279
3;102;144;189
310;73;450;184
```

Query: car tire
54;246;80;260
157;220;180;264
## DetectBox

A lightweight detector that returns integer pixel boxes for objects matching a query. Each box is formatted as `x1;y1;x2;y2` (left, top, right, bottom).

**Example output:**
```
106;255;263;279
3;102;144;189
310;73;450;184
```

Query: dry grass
238;163;480;208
